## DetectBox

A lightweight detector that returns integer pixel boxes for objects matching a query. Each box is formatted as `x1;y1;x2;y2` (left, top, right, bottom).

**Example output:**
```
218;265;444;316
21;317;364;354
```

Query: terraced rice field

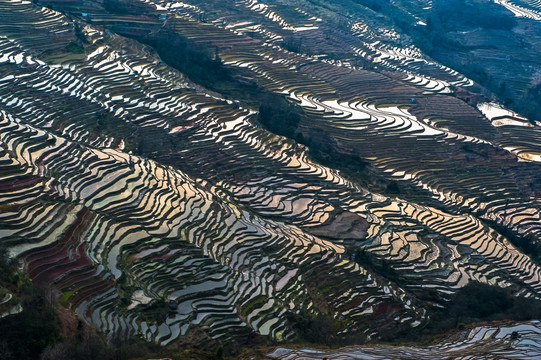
0;0;540;349
495;0;541;20
268;321;541;359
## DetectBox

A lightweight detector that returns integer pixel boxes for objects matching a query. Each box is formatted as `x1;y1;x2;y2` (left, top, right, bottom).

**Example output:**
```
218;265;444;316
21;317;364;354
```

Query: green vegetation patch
66;41;85;53
395;282;541;343
0;249;61;360
258;92;301;139
241;295;266;317
59;290;75;307
142;28;231;90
